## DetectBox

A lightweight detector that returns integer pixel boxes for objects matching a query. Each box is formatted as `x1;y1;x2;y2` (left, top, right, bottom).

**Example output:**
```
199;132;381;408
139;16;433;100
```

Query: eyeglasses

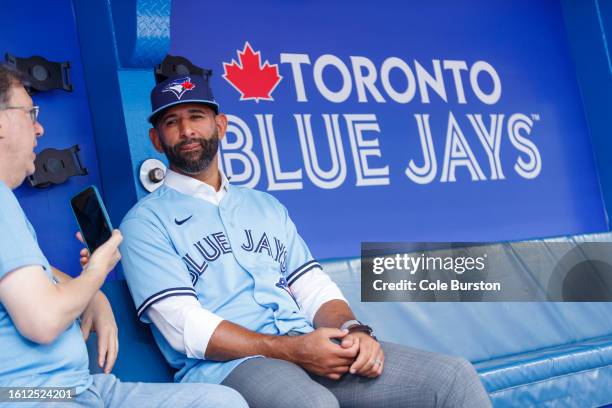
1;105;40;124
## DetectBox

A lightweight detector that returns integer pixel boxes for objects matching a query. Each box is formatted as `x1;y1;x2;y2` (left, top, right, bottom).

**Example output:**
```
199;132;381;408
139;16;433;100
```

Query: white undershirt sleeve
289;267;348;324
146;296;224;360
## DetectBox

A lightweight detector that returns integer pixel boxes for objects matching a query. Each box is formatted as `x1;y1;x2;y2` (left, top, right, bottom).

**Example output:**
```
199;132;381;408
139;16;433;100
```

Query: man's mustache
173;138;206;151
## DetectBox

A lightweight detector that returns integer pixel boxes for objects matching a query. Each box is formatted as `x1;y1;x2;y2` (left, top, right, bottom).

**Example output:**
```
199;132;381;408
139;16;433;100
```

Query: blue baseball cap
148;74;220;124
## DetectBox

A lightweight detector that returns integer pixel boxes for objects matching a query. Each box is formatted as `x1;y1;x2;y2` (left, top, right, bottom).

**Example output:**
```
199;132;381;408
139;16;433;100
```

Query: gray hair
0;64;25;108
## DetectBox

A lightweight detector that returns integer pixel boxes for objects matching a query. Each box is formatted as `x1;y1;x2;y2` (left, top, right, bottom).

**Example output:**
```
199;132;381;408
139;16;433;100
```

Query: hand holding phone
71;186;113;253
84;229;123;276
71;186;122;276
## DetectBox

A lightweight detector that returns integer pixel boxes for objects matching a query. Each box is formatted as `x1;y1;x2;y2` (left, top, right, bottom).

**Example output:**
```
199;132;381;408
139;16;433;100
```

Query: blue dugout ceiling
3;0;612;272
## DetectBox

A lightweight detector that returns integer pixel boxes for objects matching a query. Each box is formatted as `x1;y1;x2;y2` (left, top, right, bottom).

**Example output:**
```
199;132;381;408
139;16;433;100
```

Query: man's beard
160;129;219;175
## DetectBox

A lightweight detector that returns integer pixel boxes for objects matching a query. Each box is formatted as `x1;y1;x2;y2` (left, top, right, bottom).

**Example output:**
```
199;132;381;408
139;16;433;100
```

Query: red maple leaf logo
181;81;194;90
223;42;283;102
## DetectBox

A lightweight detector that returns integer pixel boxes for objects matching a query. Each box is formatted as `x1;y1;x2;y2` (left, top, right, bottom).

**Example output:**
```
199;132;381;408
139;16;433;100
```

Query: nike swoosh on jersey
175;215;193;225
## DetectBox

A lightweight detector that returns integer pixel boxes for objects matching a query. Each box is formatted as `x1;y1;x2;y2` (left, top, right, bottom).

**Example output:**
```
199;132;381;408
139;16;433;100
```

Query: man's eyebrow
160;112;178;122
160;108;208;123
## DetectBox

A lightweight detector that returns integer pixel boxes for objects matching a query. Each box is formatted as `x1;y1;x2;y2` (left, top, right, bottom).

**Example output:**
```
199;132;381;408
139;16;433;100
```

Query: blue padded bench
87;280;173;383
477;336;612;406
89;232;612;407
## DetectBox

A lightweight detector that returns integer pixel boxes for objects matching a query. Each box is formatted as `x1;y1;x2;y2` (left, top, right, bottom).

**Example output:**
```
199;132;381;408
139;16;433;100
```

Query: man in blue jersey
0;65;246;407
120;74;491;408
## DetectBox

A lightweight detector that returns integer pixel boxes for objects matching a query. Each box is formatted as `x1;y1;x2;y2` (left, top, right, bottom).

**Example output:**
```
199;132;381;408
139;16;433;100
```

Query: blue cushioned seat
87;279;174;382
476;336;612;407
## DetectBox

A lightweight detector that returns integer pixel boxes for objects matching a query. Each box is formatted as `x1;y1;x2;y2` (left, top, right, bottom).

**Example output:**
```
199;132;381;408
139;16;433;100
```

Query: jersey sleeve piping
287;260;323;287
136;287;198;318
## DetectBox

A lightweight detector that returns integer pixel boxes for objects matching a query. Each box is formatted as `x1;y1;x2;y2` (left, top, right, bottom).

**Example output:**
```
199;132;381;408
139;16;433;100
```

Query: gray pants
221;341;491;408
12;373;248;407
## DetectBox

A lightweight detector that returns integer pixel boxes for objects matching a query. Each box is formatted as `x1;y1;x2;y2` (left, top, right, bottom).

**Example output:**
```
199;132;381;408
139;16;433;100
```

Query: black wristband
347;324;378;341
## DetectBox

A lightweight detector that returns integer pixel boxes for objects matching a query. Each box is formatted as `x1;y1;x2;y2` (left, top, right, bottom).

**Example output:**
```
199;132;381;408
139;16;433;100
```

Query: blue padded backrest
87;280;174;382
324;232;612;363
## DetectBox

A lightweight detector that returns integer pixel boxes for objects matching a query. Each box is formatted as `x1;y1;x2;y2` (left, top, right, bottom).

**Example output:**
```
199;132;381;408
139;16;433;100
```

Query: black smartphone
70;186;113;253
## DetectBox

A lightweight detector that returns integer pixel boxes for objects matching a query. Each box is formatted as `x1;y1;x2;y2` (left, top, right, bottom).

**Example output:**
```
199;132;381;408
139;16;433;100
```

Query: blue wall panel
71;0;172;278
562;0;612;230
0;0;104;276
169;0;608;259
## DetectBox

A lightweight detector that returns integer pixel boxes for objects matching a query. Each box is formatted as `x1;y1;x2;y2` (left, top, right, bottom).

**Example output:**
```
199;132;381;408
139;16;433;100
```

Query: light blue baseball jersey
120;183;318;384
0;181;92;393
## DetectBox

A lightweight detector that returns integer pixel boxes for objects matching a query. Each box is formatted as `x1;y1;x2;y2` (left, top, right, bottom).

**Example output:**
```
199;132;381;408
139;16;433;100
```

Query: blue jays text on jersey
182;229;288;286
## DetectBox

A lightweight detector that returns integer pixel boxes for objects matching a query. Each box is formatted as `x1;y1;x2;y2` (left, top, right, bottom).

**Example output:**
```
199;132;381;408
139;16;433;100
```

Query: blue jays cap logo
162;77;197;100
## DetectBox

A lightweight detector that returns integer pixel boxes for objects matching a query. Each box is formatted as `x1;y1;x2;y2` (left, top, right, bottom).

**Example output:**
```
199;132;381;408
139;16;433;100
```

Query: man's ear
215;113;228;141
149;127;164;153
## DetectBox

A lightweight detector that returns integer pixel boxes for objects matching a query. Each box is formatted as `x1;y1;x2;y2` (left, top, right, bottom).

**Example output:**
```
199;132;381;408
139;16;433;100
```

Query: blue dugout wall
169;0;608;259
563;0;612;227
1;1;105;275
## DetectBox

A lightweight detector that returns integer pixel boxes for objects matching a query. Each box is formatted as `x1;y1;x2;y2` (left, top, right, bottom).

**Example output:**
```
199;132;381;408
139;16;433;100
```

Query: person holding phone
119;74;491;407
0;65;247;407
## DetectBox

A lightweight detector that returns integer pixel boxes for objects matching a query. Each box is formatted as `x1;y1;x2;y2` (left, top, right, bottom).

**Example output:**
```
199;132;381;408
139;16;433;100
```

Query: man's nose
34;120;44;137
178;119;195;137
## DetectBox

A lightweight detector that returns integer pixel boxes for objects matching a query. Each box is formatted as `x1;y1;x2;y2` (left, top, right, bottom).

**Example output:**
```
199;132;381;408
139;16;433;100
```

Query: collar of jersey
163;168;229;205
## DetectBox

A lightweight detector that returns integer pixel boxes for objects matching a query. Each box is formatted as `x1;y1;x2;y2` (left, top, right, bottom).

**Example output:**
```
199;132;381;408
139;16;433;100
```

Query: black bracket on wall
154;55;212;84
5;53;73;94
27;145;88;188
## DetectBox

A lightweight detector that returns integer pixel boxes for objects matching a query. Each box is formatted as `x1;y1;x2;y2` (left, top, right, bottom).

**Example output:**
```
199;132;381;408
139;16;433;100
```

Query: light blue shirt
0;182;92;393
120;182;317;384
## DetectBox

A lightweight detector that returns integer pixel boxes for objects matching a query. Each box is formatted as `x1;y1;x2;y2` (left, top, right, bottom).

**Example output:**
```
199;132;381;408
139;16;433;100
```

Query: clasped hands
292;327;384;380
